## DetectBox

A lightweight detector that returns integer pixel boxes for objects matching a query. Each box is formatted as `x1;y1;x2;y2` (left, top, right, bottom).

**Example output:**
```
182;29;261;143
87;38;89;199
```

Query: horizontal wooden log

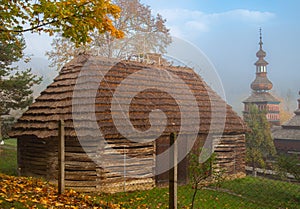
65;161;96;171
20;159;48;166
99;158;153;167
21;160;48;167
65;180;96;187
20;148;49;154
65;153;94;162
65;175;97;181
65;146;97;153
100;177;154;184
65;141;99;147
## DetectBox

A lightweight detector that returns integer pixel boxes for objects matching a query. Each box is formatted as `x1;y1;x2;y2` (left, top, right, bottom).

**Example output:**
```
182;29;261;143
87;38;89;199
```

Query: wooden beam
169;132;177;209
58;119;65;194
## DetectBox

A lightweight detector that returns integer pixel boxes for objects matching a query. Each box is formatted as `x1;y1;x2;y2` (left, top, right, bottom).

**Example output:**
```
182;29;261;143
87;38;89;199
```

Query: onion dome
255;29;269;67
251;74;273;91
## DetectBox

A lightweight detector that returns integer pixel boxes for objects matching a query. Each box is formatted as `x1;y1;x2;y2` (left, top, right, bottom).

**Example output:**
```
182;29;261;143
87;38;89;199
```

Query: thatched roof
10;55;246;139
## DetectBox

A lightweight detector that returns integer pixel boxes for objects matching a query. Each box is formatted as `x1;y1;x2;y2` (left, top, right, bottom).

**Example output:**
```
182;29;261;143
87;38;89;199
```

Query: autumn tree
278;96;294;124
1;0;123;46
46;0;172;70
0;0;124;142
244;105;276;176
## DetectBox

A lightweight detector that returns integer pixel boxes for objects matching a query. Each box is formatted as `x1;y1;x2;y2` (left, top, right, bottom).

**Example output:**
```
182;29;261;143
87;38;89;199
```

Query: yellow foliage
1;0;124;46
0;173;121;208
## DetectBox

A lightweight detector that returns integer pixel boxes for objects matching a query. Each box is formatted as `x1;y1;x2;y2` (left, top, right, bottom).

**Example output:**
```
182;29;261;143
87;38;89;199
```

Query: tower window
256;66;266;73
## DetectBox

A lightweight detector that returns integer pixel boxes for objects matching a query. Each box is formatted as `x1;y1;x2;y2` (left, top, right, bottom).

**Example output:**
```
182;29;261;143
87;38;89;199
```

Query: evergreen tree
0;33;41;142
244;104;276;176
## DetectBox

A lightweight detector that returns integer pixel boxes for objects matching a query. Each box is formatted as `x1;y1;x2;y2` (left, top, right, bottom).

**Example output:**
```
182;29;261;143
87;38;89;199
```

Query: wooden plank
58;119;65;194
65;141;99;147
65;146;96;153
65;175;97;181
169;132;178;209
65;153;93;162
65;180;96;187
22;160;48;166
65;161;96;171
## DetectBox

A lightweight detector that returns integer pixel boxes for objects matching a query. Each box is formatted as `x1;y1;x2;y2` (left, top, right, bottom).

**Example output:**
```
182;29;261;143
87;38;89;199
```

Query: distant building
243;29;280;126
273;91;300;157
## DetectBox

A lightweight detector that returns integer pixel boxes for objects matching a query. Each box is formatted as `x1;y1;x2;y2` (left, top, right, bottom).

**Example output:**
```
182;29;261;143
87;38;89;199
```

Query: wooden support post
0;116;3;144
58;119;65;194
169;132;178;209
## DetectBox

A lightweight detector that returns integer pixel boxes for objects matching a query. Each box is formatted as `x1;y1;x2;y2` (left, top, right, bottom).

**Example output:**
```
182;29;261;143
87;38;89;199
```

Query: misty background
19;0;300;115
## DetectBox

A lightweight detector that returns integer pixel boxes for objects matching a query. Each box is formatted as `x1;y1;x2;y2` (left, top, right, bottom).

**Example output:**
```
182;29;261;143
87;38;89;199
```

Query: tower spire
259;28;263;49
243;29;281;126
250;28;273;92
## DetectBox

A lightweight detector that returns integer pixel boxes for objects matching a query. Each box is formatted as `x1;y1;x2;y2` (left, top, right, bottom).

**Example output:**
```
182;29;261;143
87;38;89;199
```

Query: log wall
214;134;246;176
18;133;245;193
18;136;155;193
18;137;49;177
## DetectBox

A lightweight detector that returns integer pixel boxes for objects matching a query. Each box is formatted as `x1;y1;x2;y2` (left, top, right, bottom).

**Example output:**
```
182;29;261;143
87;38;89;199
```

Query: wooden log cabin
10;55;247;193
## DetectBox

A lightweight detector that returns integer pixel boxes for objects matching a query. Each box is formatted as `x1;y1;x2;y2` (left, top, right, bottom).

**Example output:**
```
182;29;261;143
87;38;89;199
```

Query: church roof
255;29;268;67
255;58;268;66
250;29;274;92
272;92;300;140
243;91;280;103
10;54;247;139
272;127;300;141
250;73;273;91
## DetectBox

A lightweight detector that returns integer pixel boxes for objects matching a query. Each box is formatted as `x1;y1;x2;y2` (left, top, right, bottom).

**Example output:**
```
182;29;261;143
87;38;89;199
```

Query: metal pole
169;132;178;209
58;119;65;194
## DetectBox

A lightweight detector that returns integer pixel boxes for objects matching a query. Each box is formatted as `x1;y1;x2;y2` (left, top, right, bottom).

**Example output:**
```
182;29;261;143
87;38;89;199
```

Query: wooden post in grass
58;119;65;194
0;116;2;143
169;132;178;209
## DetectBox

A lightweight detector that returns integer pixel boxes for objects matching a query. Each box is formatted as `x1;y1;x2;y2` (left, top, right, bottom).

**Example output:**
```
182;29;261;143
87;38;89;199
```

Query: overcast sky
24;0;300;114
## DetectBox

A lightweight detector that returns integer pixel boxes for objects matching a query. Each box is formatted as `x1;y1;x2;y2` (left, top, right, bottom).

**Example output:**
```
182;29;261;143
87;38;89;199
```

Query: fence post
169;132;178;209
0;116;3;144
58;119;65;194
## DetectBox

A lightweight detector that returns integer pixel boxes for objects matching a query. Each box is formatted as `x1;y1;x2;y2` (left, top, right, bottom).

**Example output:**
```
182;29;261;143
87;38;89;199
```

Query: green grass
0;197;46;209
220;177;300;209
96;177;300;209
96;185;258;208
0;138;17;176
3;138;17;146
1;177;299;209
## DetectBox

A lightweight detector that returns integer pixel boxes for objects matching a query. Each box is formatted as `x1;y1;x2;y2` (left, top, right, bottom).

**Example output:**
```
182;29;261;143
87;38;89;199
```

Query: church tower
243;29;280;126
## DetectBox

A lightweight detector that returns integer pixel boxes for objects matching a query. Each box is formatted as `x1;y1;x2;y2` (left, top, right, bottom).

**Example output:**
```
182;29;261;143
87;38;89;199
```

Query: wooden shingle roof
10;55;247;139
243;92;280;103
273;93;300;140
